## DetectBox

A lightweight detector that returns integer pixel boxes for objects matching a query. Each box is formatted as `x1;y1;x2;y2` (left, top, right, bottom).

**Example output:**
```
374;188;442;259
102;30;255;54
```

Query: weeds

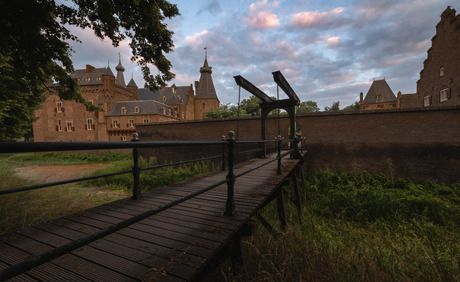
212;170;460;281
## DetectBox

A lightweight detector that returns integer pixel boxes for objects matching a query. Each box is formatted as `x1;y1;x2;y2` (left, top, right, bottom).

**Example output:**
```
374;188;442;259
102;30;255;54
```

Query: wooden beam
233;75;273;103
272;71;300;104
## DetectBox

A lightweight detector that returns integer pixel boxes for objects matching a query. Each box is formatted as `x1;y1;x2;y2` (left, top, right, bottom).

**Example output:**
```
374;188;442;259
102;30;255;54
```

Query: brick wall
137;106;460;183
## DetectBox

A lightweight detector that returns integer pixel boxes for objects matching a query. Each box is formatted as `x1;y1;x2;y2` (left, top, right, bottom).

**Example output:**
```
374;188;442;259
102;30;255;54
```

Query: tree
0;0;179;141
204;103;245;119
343;101;361;111
240;96;261;116
324;101;340;111
296;101;320;114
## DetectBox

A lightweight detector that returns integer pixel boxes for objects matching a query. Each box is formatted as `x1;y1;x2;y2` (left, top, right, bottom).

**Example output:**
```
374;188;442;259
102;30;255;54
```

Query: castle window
96;89;100;93
143;119;150;123
424;95;431;107
86;118;94;130
66;121;74;132
86;77;91;82
56;102;63;113
440;68;444;76
121;107;127;114
202;103;205;109
440;88;449;102
172;88;176;94
112;119;119;128
128;119;135;128
97;76;101;81
163;96;166;101
57;119;62;131
134;107;140;113
121;136;127;141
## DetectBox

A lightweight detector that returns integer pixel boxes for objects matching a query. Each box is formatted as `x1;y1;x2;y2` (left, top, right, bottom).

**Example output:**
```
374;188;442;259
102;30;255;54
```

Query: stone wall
136;106;460;183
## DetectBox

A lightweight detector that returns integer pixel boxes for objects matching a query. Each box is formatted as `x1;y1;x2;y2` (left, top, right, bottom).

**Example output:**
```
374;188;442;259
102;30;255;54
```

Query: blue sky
68;0;457;109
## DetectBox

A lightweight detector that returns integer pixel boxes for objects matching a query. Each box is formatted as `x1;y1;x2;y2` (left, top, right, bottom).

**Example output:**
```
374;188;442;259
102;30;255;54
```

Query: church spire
115;53;126;87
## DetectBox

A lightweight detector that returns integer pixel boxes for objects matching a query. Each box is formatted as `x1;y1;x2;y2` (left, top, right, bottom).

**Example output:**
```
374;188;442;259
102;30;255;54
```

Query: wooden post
276;186;287;230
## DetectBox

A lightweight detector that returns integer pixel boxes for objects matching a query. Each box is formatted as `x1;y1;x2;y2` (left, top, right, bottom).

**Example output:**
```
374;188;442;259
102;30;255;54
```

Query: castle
360;6;459;111
33;55;220;142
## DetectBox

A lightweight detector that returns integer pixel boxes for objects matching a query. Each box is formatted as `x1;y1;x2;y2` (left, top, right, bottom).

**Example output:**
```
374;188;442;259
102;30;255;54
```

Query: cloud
184;30;209;46
244;0;280;29
291;7;345;28
197;0;222;16
326;36;341;47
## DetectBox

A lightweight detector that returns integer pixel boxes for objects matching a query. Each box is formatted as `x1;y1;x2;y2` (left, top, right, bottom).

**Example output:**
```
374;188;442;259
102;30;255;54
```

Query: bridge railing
0;132;298;280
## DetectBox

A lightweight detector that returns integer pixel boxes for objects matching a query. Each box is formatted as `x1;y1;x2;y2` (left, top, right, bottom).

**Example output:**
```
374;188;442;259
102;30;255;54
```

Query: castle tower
115;53;126;87
127;76;138;99
194;49;220;119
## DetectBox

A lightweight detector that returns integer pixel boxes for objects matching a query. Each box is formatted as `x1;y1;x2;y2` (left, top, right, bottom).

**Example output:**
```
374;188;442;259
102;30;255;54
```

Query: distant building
417;6;460;108
360;79;397;110
33;54;220;141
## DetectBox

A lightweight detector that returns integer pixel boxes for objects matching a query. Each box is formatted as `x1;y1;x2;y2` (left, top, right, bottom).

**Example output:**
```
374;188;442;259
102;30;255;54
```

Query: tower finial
204;47;207;58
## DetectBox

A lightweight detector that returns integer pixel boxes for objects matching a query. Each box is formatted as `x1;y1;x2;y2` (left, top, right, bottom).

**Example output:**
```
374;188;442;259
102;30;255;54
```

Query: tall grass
210;170;460;281
0;152;214;235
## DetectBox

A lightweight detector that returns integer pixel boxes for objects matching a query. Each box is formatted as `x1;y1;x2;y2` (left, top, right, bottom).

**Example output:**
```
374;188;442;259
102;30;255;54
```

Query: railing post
224;131;236;216
131;132;141;200
277;135;281;174
221;135;226;171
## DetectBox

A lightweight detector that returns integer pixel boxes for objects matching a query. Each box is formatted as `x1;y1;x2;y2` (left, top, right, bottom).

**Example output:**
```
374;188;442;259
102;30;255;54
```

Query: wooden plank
0;153;301;281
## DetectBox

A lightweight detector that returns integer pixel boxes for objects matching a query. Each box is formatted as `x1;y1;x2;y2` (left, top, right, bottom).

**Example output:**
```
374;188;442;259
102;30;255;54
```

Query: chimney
86;64;95;73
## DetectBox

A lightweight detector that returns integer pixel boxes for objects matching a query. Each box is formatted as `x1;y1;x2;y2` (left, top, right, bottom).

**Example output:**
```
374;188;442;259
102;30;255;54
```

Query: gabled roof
137;85;192;105
106;100;174;116
362;79;396;105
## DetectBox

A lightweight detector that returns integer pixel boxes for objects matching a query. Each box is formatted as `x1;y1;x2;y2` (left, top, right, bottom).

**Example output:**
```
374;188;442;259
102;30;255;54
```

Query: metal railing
0;131;297;280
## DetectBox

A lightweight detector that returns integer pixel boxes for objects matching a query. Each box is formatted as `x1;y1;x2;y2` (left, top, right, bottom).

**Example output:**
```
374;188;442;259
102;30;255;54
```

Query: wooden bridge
0;136;306;281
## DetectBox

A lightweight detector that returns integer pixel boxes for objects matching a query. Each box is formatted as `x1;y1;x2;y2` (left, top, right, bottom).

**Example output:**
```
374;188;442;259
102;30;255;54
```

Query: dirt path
14;164;109;183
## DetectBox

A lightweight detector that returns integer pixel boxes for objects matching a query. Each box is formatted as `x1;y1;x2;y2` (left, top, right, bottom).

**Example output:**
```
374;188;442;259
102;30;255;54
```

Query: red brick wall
137;106;460;183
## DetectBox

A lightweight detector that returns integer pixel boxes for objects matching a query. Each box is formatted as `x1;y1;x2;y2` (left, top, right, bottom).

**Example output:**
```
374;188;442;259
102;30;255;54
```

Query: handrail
0;131;298;280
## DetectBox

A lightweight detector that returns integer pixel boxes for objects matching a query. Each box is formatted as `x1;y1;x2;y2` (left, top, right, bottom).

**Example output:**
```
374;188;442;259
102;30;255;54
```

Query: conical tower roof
196;54;217;99
102;65;115;77
128;77;137;87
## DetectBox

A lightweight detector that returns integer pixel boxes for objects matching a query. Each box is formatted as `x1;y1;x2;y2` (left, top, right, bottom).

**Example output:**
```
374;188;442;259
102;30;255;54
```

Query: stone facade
417;6;460;108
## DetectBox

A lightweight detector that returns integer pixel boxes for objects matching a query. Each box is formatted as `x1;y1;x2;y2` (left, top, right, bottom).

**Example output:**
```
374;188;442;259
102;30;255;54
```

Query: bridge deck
0;153;300;281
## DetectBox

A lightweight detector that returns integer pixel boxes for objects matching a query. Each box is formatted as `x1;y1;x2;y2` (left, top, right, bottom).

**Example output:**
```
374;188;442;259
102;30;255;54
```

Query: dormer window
86;77;91;82
172;88;176;94
134;106;140;113
163;96;166;102
121;107;127;114
440;68;444;76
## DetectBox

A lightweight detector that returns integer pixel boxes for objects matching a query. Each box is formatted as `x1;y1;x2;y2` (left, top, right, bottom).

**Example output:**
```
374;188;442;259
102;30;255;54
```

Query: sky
67;0;457;110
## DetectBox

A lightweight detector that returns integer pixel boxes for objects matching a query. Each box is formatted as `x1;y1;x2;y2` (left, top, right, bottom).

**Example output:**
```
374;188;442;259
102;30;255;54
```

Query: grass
0;152;213;235
208;170;460;281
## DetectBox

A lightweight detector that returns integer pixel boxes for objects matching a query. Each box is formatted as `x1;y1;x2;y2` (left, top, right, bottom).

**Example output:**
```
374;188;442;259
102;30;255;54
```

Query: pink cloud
184;30;209;46
326;36;341;47
291;7;345;28
245;0;280;29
